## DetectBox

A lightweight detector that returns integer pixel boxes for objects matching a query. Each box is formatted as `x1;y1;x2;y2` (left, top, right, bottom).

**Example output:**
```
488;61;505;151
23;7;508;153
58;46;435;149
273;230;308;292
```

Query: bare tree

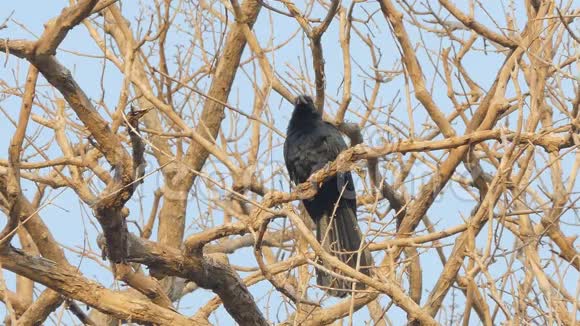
0;0;577;325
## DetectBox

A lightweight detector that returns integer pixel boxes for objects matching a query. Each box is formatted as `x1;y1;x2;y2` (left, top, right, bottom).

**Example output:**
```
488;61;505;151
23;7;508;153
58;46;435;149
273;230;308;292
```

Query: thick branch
0;248;205;326
123;234;268;326
34;0;99;56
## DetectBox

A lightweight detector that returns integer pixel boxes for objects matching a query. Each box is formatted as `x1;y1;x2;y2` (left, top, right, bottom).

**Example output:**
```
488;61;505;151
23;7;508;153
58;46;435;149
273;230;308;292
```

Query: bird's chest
285;132;335;182
289;132;327;152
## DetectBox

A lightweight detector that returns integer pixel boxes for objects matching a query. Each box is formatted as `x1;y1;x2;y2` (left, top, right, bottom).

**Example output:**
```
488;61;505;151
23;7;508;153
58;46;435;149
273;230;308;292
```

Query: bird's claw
311;162;327;174
310;179;319;189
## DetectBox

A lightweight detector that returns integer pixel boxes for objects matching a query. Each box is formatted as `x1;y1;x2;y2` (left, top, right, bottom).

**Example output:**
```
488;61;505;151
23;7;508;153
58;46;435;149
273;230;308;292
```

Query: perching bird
284;95;371;297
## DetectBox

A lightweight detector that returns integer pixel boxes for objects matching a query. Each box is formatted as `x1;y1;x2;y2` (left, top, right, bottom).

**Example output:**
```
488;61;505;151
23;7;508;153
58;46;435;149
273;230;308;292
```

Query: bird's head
293;94;319;115
288;94;321;131
294;94;314;107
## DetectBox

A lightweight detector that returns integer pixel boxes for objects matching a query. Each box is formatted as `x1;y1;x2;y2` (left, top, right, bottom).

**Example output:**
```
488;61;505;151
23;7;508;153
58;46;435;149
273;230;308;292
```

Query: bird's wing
314;122;351;177
319;123;357;203
284;132;318;185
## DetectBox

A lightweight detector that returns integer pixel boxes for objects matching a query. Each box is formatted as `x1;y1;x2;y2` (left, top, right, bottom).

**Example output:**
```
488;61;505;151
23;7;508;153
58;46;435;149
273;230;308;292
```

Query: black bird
284;95;371;297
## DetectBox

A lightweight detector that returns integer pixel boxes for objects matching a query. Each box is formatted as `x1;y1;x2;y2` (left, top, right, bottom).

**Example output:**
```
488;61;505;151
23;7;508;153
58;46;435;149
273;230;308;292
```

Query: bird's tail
315;204;372;297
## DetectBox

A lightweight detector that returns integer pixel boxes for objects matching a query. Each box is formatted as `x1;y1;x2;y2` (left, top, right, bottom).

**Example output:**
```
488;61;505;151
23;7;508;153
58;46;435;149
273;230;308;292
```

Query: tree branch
0;248;206;326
